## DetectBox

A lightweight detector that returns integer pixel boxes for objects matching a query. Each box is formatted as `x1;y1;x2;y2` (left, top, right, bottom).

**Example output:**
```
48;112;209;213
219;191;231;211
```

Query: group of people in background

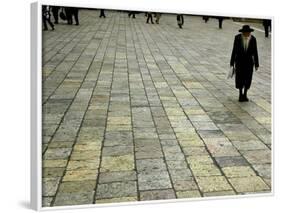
42;6;80;31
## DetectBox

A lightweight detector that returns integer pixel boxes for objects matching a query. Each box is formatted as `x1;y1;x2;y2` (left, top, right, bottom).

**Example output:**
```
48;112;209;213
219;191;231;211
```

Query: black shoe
244;95;249;102
239;94;243;102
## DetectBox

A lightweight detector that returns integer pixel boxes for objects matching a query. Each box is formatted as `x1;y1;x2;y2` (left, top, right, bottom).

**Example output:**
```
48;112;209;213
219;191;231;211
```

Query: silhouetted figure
71;7;79;25
65;7;73;24
128;11;136;18
99;9;106;18
51;6;60;24
218;17;224;29
202;16;209;23
230;25;259;102
263;19;271;37
42;5;54;31
155;13;161;24
146;12;154;24
177;14;184;28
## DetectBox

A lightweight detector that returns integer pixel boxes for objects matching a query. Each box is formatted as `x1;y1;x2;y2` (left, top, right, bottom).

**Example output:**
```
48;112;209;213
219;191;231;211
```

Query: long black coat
230;34;259;89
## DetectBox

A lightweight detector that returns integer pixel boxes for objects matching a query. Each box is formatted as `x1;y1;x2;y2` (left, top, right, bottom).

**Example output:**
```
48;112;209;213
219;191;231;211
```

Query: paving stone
43;168;65;178
232;140;268;151
176;190;201;199
173;179;199;191
187;155;214;165
95;196;138;204
182;146;209;156
95;181;137;199
252;164;271;179
63;169;98;182
67;159;100;170
190;164;222;177
136;158;167;171
43;148;72;160
196;176;233;192
53;191;95;206
166;160;189;170
57;180;96;193
214;156;249;168
102;145;134;156
241;150;271;164
100;155;135;172
70;150;101;161
229;176;270;193
43;160;68;168
42;178;61;196
203;190;236;197
222;166;256;177
169;169;193;181
42;197;53;207
140;189;176;201
138;170;172;190
99;171;137;183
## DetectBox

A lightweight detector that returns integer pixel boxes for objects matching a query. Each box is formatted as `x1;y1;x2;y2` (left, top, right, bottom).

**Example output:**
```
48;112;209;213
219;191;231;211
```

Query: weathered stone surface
140;189;176;201
95;181;137;199
229;176;270;193
100;155;135;172
196;176;233;192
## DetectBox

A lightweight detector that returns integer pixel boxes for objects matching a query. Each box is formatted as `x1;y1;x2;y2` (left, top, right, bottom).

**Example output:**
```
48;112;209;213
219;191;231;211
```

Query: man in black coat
230;25;259;102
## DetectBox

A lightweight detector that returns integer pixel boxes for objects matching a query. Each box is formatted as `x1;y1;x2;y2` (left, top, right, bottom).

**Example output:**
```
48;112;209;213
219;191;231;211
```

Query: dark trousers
52;6;60;24
65;7;73;24
177;15;184;28
218;18;223;29
146;13;154;23
128;11;136;18
100;9;106;18
72;8;79;25
43;15;54;30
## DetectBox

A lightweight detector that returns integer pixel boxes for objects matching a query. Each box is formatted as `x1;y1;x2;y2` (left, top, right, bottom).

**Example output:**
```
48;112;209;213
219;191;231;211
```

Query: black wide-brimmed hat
239;25;254;32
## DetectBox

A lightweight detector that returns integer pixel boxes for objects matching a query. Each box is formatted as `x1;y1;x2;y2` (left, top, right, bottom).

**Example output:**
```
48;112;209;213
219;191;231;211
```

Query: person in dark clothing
128;11;136;18
177;14;184;28
65;7;73;24
51;6;60;24
42;5;54;31
71;7;79;25
146;12;154;24
230;25;259;102
99;9;106;18
202;16;209;23
263;19;271;37
218;17;224;29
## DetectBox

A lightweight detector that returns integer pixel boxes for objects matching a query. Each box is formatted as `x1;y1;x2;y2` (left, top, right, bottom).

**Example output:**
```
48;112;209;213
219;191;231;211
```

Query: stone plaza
41;9;272;207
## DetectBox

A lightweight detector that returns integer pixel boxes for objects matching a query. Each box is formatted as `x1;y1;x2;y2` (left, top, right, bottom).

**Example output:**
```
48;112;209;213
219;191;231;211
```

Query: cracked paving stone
140;189;176;201
95;181;137;199
196;176;233;192
228;176;270;193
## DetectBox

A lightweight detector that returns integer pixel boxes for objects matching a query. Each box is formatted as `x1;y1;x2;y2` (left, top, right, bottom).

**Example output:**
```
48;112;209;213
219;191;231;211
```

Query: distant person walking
51;6;60;24
146;12;154;24
99;9;106;18
263;19;271;37
71;7;79;25
230;25;259;102
128;11;136;18
202;16;209;23
155;13;161;24
177;14;184;28
42;5;54;31
217;17;224;29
